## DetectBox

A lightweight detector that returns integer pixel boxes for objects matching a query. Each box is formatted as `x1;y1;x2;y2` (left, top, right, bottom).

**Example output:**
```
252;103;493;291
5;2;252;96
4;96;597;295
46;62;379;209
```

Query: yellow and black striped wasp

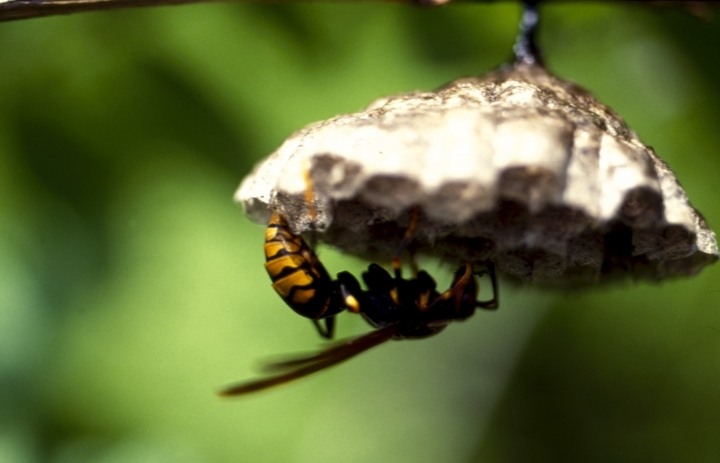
219;209;499;396
262;211;344;339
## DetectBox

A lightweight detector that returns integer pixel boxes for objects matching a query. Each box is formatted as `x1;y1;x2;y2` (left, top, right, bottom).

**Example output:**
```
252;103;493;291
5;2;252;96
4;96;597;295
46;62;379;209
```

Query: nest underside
270;192;716;287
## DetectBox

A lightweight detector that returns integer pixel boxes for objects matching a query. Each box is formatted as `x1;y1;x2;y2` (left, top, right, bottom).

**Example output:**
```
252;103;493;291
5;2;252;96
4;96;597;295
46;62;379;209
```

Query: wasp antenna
218;327;397;397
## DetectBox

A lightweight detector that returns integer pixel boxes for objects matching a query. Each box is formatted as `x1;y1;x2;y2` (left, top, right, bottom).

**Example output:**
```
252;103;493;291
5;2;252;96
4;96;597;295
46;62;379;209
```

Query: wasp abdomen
264;212;338;319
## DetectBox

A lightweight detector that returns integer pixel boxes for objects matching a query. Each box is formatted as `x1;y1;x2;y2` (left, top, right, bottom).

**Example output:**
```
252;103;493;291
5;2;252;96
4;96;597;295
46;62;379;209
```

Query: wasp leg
312;317;335;339
392;208;420;278
302;159;319;250
414;270;437;312
408;252;420;279
391;257;403;281
426;263;476;319
475;261;499;310
389;208;421;307
394;248;420;279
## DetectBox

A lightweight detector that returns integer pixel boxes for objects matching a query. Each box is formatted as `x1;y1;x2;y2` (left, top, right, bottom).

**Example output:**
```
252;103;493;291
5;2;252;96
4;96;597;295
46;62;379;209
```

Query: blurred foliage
1;2;720;462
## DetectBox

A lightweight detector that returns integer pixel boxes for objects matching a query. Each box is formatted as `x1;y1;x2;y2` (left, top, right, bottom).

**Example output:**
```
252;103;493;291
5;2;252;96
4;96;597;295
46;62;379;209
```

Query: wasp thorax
237;62;717;286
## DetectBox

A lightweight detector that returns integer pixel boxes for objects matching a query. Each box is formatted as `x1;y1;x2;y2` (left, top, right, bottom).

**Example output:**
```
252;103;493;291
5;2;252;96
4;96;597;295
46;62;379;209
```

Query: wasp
220;212;499;395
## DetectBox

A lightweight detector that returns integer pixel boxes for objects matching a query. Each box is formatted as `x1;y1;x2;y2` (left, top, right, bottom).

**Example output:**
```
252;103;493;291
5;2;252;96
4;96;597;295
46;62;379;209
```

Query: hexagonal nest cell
237;62;717;286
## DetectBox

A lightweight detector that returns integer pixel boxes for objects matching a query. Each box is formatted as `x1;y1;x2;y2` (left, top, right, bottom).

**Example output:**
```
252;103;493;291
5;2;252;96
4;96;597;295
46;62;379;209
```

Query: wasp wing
218;326;396;396
261;327;396;372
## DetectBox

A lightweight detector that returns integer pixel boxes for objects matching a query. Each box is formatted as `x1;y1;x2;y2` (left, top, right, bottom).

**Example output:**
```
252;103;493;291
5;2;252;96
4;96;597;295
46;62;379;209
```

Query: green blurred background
1;2;720;462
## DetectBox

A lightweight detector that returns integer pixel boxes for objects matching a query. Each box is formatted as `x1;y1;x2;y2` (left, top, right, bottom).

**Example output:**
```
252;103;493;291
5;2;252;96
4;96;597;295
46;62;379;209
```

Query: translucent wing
218;326;397;396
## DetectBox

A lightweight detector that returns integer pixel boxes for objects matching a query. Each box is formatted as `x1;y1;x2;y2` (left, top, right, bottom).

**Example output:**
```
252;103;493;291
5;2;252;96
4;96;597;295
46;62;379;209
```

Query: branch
1;0;714;35
0;0;483;22
0;0;197;21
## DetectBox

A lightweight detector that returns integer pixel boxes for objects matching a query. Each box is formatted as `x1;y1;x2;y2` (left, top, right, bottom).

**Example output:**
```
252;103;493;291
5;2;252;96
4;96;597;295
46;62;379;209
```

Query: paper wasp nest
237;63;717;285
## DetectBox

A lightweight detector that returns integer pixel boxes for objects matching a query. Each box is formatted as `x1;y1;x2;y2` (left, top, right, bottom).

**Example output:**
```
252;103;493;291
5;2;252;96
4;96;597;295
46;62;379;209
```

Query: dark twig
1;1;716;39
0;0;479;23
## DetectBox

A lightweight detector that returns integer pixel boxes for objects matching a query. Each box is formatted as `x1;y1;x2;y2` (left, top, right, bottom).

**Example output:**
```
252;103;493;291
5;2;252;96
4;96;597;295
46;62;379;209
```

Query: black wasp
219;210;498;396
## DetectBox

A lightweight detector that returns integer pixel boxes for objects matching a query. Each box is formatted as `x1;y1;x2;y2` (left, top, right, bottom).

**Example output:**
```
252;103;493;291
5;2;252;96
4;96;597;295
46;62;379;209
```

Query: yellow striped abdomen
264;212;334;319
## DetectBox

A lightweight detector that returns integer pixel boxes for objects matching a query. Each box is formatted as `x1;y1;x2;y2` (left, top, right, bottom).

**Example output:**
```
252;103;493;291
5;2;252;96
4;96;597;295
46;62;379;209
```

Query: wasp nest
237;63;717;285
